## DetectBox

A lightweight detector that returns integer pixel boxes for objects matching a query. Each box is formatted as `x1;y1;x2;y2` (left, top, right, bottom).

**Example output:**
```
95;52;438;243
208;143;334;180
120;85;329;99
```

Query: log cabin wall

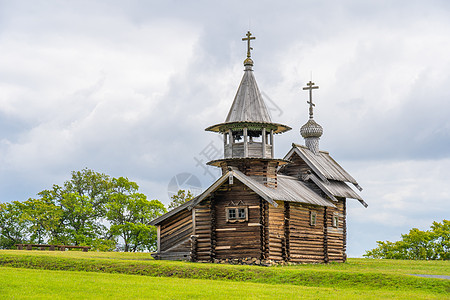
211;180;262;259
219;160;279;188
193;199;212;261
160;209;193;253
325;198;346;262
281;153;310;178
268;201;285;261
289;203;325;263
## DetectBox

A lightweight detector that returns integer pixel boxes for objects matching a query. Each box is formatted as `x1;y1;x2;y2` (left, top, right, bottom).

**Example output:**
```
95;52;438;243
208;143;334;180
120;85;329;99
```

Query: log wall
160;209;192;253
193;199;212;261
211;180;262;259
268;201;285;261
281;153;310;178
219;160;279;188
289;203;325;263
325;198;346;262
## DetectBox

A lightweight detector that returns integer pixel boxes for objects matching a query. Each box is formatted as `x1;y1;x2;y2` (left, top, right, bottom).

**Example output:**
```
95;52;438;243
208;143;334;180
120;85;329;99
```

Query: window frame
226;206;248;223
332;214;339;228
310;211;317;226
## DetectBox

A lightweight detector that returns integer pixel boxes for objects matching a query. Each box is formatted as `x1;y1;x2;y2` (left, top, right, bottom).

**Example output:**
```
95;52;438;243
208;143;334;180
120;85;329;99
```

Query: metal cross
242;31;255;58
303;81;319;119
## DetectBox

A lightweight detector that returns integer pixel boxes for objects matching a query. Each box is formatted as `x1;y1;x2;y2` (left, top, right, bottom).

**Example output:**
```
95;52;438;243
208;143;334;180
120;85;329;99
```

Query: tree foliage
168;189;194;210
0;168;167;251
364;220;449;260
106;177;166;252
0;201;28;249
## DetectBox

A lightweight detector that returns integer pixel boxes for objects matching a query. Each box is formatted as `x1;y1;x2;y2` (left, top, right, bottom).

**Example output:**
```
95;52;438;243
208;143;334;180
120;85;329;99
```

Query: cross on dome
242;31;255;58
302;81;319;119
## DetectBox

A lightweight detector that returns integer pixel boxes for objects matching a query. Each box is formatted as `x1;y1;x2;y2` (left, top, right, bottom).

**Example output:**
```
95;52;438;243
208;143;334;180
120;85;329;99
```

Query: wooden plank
216;228;236;231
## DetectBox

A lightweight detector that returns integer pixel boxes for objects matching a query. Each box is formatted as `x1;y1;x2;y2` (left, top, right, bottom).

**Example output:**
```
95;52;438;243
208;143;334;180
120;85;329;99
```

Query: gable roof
150;168;336;226
188;168;335;209
225;68;271;123
303;172;367;207
149;197;195;226
285;144;363;191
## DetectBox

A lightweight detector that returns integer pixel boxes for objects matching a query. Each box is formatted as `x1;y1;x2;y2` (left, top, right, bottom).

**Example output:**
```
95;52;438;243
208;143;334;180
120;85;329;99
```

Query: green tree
106;177;166;252
364;219;450;260
0;201;28;249
21;198;62;244
168;189;194;210
37;169;112;246
430;220;450;260
63;168;112;218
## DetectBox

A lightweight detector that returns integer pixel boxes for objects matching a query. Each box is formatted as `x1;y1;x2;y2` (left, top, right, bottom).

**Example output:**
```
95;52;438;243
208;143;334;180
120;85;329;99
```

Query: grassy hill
0;250;449;299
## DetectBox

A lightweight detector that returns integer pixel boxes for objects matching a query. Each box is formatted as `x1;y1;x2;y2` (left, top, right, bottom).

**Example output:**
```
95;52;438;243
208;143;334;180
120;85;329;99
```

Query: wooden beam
262;128;266;158
157;226;161;253
192;209;196;235
270;129;274;158
243;127;248;157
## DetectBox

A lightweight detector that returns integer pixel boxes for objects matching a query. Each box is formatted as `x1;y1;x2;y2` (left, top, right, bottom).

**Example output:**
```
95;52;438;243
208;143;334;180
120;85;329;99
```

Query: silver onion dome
300;119;323;139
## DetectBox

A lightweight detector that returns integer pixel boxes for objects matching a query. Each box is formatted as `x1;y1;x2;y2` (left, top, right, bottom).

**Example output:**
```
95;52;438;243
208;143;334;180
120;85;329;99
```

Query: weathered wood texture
281;152;310;179
268;201;285;261
324;198;346;262
225;142;272;159
288;203;325;263
269;201;348;264
194;199;212;261
209;180;262;259
160;208;193;253
260;199;269;259
219;160;279;188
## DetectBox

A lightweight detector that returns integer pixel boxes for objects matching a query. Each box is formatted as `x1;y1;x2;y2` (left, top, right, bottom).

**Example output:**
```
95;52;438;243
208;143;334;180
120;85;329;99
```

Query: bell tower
205;31;291;188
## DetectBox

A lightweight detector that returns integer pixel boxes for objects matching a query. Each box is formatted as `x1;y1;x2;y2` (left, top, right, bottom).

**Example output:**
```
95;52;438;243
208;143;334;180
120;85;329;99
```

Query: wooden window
310;211;317;226
226;207;248;222
238;208;246;219
228;208;236;220
332;215;339;227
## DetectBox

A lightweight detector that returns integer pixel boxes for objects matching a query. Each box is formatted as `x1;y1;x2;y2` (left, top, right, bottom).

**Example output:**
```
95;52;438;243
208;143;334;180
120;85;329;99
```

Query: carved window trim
226;206;248;223
310;211;317;226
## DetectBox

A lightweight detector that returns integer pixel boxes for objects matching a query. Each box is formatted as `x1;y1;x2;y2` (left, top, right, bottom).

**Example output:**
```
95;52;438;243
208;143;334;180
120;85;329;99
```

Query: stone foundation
194;257;317;266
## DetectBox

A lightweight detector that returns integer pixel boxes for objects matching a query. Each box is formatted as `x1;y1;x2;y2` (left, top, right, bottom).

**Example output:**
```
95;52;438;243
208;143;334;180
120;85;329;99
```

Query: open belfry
150;32;367;264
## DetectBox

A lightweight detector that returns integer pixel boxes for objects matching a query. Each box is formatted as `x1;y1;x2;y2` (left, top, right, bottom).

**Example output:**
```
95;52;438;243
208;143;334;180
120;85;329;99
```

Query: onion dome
300;119;323;139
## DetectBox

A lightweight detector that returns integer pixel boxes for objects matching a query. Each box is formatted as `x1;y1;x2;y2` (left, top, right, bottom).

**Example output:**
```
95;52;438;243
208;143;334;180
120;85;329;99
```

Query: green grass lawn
0;266;446;300
0;250;448;299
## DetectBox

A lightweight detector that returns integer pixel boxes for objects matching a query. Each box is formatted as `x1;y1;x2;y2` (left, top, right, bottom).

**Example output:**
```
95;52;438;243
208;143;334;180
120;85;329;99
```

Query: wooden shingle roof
225;68;271;123
205;65;291;134
286;144;363;190
150;168;337;226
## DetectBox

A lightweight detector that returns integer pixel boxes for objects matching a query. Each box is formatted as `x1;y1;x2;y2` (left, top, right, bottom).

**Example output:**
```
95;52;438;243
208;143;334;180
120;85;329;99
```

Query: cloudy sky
1;0;449;257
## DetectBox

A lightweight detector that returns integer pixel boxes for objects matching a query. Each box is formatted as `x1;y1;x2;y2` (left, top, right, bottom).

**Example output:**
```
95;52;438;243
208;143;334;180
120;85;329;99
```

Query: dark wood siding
326;198;346;262
194;199;212;261
281;152;310;179
268;201;284;261
212;180;262;259
219;160;279;188
289;203;325;263
160;209;192;253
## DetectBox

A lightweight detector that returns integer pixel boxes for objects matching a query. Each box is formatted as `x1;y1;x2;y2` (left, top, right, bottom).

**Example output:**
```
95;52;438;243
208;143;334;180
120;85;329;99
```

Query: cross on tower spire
303;81;319;119
242;31;255;59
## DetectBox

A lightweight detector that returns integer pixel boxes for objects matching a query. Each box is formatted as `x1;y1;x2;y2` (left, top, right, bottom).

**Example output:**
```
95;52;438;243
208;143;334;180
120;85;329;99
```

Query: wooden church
150;32;367;264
